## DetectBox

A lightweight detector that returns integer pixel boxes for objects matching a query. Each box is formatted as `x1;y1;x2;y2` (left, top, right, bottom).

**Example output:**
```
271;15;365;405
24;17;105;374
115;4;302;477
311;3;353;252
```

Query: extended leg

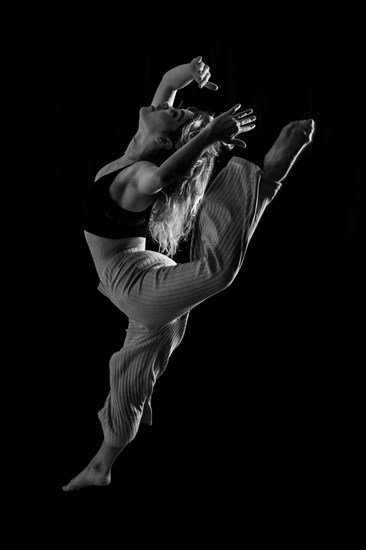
98;120;315;332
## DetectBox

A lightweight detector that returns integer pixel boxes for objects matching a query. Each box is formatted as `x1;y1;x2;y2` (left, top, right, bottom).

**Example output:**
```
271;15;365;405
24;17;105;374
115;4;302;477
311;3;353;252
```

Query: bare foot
62;461;111;492
62;441;124;492
263;119;315;182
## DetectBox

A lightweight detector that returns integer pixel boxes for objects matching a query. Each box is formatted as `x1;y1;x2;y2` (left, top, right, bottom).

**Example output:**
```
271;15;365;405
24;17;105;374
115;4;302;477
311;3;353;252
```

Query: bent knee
213;266;239;293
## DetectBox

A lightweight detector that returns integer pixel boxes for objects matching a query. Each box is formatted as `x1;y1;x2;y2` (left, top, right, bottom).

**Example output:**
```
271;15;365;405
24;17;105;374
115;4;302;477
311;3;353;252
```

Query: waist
84;231;146;277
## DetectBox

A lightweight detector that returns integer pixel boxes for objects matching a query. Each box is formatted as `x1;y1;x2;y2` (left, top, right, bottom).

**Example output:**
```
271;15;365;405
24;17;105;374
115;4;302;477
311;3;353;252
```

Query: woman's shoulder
95;158;155;182
94;163;120;182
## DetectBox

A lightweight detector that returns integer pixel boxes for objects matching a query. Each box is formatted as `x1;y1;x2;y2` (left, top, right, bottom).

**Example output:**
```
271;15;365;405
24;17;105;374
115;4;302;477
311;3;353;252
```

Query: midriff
84;230;146;278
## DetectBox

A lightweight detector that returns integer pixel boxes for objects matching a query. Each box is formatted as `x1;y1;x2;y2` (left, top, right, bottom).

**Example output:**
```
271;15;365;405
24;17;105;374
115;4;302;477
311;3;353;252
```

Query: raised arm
151;56;218;108
138;104;256;195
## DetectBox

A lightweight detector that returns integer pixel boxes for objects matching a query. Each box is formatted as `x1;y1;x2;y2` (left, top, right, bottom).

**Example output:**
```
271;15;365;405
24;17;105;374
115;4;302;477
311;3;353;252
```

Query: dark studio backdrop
28;0;364;533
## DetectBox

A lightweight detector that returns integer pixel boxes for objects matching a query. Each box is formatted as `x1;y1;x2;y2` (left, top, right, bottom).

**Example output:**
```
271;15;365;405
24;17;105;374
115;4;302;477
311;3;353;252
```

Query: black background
18;1;365;543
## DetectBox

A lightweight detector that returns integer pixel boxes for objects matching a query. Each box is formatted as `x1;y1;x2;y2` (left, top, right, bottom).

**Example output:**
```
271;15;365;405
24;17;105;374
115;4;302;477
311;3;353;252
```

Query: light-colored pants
94;157;281;446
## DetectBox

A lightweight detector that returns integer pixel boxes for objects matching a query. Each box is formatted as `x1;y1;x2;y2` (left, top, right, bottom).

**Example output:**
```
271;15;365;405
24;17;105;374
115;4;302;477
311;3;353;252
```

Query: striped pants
95;157;281;446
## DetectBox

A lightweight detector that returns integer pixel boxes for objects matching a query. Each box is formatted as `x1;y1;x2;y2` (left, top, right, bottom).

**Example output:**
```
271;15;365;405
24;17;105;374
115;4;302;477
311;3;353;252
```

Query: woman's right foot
62;462;111;492
62;441;125;492
263;119;315;182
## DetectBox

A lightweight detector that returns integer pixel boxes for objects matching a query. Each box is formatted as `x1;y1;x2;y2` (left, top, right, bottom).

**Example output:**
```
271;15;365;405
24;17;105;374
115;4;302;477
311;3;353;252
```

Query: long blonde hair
148;110;222;257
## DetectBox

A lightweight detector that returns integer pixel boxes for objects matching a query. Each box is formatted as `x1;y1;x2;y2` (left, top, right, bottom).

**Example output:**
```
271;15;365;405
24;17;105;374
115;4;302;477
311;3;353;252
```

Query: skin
263;119;315;181
139;103;194;136
84;56;256;273
64;58;315;491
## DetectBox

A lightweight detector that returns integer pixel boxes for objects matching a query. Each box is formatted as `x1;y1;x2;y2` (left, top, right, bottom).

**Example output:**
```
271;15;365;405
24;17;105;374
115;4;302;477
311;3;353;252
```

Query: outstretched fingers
224;106;256;125
225;103;242;115
237;120;256;132
219;104;257;150
236;108;253;118
231;110;256;148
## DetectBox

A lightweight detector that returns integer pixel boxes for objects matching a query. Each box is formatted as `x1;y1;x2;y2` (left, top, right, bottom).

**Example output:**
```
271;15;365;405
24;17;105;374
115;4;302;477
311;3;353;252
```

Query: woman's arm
138;104;256;195
151;56;218;108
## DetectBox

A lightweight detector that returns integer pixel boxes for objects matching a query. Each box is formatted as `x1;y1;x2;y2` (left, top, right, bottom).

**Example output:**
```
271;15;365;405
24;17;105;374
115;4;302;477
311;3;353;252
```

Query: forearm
152;63;193;107
156;128;214;187
151;80;178;108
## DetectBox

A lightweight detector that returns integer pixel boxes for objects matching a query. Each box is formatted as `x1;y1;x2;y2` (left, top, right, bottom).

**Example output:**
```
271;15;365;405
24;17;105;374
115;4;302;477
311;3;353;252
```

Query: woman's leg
104;157;277;329
108;120;314;329
62;313;189;492
97;313;189;447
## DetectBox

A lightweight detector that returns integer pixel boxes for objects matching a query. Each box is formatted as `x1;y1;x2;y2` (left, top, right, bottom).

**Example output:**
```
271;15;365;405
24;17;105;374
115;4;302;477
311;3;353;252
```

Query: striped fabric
93;157;281;447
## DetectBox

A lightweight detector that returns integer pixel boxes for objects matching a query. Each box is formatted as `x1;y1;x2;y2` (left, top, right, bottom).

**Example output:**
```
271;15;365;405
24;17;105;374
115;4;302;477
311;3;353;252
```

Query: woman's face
139;103;194;135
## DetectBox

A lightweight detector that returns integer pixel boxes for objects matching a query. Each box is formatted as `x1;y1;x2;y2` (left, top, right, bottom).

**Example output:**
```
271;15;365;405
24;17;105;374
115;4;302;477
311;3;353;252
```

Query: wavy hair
148;109;222;257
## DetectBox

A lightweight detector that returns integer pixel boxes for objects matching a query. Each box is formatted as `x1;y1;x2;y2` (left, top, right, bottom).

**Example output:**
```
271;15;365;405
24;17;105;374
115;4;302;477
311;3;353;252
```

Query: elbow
150;173;165;194
139;173;164;195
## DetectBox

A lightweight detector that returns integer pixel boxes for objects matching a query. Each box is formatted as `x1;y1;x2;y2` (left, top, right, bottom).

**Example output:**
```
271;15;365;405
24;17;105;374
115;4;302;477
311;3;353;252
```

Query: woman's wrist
162;64;194;91
200;124;218;146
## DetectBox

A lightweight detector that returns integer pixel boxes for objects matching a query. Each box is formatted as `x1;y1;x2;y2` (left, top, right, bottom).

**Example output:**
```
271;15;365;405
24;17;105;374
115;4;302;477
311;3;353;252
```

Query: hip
84;230;146;278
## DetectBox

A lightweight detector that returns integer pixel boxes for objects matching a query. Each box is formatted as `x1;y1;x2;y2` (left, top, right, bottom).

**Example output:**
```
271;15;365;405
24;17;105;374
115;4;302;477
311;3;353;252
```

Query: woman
62;56;314;491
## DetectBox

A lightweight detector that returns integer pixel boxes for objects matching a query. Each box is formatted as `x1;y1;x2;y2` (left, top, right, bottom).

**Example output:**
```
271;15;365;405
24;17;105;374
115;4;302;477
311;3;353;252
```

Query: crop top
83;164;153;239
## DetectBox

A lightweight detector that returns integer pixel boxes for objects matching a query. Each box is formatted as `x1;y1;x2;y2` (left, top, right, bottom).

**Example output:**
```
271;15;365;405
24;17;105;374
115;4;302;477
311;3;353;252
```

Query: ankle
91;441;125;472
88;458;110;474
263;165;281;182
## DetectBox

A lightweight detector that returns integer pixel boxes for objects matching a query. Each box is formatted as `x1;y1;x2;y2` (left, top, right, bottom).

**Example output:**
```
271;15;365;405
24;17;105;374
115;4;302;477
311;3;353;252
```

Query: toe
304;120;315;135
62;482;79;492
282;121;296;134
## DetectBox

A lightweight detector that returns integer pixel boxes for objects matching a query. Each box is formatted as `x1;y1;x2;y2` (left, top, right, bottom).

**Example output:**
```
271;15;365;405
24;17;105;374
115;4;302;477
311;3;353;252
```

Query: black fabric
83;165;153;238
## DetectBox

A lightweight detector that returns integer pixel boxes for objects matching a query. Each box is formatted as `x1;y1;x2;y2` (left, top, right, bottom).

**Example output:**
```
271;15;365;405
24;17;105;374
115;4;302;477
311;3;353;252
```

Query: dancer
62;56;314;491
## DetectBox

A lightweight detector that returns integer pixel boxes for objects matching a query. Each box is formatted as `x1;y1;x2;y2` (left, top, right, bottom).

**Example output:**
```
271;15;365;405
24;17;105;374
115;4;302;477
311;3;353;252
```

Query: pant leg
97;313;189;447
248;176;282;241
100;157;281;329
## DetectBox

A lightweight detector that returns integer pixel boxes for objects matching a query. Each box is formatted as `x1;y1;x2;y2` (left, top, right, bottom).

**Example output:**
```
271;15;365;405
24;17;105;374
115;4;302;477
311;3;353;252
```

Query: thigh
104;250;220;328
100;157;264;328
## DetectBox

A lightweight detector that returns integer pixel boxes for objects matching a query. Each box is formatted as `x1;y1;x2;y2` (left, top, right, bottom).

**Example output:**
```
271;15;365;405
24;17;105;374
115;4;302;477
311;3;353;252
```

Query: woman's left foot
263;119;315;182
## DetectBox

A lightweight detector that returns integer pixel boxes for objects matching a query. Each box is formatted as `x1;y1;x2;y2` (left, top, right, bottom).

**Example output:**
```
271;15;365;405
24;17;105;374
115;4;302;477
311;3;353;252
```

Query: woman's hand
153;57;218;107
207;104;256;149
189;56;218;91
161;56;218;92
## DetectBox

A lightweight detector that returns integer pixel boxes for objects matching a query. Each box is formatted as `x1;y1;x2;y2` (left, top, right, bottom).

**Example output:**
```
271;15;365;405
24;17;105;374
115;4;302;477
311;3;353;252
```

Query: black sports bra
83;164;153;239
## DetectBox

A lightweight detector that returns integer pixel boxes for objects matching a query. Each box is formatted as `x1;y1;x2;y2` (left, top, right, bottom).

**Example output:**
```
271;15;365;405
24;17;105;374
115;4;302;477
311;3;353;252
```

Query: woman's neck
123;132;159;162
